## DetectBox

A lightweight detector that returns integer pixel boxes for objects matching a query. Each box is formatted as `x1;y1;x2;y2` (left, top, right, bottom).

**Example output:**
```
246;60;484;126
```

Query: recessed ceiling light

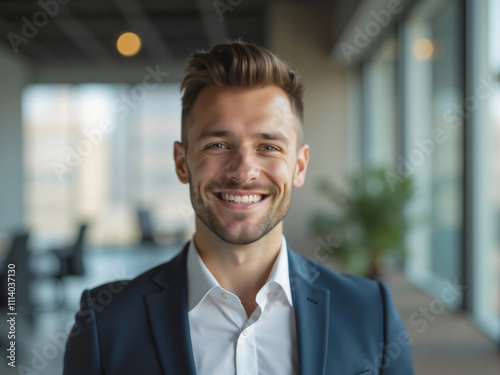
117;32;142;57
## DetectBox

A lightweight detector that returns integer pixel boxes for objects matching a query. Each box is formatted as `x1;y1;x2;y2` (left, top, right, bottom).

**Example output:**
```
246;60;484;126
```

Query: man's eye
208;143;227;149
260;145;279;151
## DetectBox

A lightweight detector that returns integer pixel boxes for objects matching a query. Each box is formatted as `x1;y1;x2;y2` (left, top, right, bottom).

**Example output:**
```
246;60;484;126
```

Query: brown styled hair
180;40;305;147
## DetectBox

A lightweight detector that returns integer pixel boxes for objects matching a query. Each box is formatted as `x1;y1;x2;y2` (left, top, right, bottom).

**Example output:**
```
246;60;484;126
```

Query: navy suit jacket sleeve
378;281;414;374
64;289;103;375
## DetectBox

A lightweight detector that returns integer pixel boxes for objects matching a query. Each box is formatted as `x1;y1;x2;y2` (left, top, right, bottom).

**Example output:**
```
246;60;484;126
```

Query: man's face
174;85;309;245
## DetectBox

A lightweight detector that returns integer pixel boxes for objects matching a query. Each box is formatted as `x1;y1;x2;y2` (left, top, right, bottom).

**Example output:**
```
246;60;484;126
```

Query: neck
193;218;284;316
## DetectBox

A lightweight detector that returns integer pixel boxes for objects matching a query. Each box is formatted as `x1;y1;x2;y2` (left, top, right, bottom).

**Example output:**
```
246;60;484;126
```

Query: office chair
48;223;87;307
137;209;156;244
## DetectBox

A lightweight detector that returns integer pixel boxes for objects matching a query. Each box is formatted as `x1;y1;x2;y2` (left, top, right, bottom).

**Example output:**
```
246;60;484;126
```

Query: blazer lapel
144;245;197;375
288;249;330;375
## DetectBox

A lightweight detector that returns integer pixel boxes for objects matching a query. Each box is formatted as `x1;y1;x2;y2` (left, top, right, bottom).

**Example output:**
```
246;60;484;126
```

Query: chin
214;231;265;245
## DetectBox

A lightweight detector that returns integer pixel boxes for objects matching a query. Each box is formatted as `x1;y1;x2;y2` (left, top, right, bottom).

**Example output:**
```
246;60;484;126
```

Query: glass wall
23;83;193;248
354;0;500;343
363;35;398;170
402;0;463;307
471;0;500;341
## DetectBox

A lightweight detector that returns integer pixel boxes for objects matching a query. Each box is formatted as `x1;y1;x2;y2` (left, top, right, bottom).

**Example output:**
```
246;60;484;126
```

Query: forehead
188;85;299;138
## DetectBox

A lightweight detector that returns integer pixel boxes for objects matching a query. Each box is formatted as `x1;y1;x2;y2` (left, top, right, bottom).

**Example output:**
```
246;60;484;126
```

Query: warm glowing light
117;32;142;57
412;38;434;60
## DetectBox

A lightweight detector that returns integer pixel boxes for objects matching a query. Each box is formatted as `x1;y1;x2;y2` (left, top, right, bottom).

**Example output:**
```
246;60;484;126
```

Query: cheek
265;159;295;189
189;156;225;186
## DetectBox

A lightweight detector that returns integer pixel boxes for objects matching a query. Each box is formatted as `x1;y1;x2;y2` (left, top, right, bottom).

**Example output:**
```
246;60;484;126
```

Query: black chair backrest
137;209;154;243
69;224;87;276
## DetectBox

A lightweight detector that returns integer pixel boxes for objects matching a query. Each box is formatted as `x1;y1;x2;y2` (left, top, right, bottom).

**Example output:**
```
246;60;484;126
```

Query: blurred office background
0;0;499;374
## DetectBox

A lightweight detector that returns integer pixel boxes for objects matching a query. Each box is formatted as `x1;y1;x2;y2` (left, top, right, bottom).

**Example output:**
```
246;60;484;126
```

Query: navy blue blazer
63;243;414;375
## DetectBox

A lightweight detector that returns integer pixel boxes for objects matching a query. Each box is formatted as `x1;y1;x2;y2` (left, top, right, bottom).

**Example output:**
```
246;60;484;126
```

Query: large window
349;0;499;343
363;35;399;169
471;0;500;341
23;83;192;248
403;0;463;308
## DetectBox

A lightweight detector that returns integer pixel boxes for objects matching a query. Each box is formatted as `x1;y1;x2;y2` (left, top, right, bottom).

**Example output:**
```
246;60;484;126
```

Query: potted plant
309;166;413;279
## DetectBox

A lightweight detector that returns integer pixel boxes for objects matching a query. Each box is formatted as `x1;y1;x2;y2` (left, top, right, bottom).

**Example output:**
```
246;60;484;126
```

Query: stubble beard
189;175;292;245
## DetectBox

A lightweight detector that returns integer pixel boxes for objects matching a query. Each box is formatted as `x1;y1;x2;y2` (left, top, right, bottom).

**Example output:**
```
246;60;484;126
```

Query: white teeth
220;193;263;204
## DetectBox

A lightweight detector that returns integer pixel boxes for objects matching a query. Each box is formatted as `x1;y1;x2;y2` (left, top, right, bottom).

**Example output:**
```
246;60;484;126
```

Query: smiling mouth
215;192;268;204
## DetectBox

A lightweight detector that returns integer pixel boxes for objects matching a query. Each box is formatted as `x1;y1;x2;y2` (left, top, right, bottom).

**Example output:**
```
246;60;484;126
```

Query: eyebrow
198;130;232;141
197;129;290;145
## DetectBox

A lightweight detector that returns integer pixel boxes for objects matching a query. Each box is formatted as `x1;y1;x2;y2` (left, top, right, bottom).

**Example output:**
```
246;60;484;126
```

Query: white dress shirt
187;235;298;375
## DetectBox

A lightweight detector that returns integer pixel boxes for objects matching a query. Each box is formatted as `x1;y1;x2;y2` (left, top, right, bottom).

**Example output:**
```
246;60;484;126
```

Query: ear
174;141;189;184
293;144;309;188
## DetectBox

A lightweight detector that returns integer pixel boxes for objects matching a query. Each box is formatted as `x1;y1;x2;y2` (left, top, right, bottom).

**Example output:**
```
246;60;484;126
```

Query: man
63;41;414;375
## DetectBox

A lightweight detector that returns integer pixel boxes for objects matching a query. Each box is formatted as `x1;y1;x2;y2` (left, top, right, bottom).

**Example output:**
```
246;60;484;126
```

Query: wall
269;2;350;258
0;45;31;234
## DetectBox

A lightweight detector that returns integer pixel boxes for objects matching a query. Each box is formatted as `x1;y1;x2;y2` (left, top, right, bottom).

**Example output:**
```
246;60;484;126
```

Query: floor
388;273;500;374
0;243;499;374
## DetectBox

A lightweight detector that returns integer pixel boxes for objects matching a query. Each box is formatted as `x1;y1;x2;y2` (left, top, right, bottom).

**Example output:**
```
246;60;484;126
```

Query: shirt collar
187;234;293;311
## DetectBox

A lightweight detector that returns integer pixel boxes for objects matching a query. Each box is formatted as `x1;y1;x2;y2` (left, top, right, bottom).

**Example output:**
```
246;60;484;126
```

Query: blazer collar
288;248;330;375
144;242;331;375
150;243;189;288
144;244;197;375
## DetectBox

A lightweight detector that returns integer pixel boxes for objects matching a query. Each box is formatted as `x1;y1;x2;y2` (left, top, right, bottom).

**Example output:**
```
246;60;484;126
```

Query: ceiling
0;0;270;64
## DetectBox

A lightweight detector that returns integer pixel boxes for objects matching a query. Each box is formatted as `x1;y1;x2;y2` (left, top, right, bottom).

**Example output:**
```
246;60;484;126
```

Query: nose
224;146;259;184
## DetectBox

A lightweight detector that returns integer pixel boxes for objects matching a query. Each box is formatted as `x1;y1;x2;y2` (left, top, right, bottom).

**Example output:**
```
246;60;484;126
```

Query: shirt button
220;293;229;300
242;328;251;337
